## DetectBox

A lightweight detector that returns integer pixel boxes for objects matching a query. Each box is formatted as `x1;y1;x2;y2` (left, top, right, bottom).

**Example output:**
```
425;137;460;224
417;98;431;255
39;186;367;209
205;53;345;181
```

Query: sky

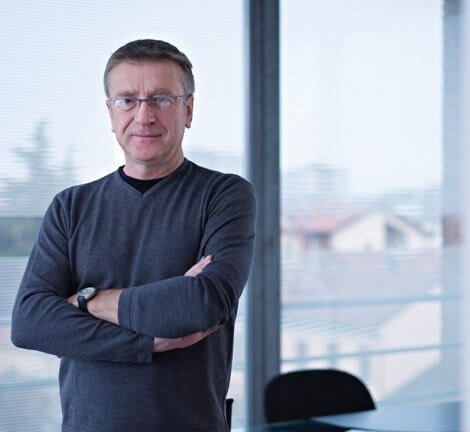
0;0;443;196
280;0;443;195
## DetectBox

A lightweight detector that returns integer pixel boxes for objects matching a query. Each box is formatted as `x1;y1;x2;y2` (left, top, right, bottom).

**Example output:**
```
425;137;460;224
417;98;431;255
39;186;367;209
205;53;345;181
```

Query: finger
197;255;211;267
180;326;216;346
195;257;208;270
177;332;204;348
154;335;200;352
184;255;213;277
202;325;220;337
156;326;217;352
187;256;209;272
184;261;201;277
185;265;202;277
199;255;212;269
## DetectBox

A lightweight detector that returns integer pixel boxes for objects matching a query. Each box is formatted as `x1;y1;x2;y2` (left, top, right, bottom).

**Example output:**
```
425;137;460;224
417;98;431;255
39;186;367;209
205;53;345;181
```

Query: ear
106;100;115;132
184;94;194;128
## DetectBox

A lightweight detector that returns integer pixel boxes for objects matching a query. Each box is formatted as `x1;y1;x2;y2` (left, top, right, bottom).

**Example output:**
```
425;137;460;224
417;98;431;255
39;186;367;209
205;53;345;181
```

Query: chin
133;156;166;165
128;148;167;163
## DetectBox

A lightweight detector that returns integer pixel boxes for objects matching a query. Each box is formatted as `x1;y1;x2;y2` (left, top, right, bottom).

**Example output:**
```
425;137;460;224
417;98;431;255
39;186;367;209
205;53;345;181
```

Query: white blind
280;0;458;406
0;1;247;430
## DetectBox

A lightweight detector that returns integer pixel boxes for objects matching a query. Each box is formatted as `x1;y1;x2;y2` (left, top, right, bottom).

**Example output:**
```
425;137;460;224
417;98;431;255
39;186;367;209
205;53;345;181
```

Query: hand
152;255;217;352
67;294;78;307
67;256;211;307
67;255;214;345
152;325;219;352
184;255;212;277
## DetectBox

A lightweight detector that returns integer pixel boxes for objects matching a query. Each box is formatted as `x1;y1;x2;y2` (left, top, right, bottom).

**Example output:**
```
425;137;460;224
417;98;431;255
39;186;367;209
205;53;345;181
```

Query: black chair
225;398;234;429
264;369;375;425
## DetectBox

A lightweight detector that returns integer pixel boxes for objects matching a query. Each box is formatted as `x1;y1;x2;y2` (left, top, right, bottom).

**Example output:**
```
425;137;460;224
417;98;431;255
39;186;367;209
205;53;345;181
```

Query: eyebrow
113;88;174;98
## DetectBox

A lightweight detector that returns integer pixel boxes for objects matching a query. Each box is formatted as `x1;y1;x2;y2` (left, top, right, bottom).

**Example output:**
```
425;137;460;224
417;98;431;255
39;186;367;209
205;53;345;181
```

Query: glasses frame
107;94;191;112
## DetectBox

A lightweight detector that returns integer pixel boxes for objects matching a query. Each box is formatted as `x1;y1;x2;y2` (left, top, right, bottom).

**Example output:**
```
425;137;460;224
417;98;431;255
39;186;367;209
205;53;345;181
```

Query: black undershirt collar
118;166;166;194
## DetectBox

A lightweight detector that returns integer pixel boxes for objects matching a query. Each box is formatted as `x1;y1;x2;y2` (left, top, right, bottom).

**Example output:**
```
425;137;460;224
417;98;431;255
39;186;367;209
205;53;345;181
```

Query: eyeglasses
108;94;190;112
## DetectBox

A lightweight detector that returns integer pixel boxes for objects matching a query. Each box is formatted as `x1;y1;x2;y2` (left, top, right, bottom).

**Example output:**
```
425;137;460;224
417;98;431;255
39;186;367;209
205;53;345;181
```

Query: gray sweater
10;158;257;432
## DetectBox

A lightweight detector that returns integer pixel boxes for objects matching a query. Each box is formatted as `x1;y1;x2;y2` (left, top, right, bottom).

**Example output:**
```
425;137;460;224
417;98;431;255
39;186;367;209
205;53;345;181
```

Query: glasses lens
114;98;136;111
150;96;174;110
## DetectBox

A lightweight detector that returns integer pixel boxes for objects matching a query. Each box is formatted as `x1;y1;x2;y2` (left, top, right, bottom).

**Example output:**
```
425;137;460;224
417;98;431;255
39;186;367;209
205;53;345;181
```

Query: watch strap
78;295;89;313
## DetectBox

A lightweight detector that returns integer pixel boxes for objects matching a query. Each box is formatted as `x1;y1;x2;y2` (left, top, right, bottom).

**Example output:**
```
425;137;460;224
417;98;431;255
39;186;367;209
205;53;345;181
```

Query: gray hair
103;39;195;98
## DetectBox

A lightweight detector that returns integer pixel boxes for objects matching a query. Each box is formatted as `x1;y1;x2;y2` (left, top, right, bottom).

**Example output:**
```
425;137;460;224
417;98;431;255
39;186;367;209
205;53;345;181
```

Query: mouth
132;134;163;144
133;134;162;138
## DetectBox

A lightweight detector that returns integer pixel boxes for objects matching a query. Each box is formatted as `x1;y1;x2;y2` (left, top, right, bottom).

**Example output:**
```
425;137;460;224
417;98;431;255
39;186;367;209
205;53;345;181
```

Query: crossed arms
66;255;219;353
10;176;257;364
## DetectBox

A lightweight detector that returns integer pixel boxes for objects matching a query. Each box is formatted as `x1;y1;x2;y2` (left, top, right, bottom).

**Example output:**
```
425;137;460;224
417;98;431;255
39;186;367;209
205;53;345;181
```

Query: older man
11;39;257;432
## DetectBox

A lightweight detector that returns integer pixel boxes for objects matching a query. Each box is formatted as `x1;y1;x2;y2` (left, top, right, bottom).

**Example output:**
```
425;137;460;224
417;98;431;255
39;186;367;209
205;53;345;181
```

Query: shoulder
46;171;115;220
186;160;257;216
187;159;256;202
53;171;114;203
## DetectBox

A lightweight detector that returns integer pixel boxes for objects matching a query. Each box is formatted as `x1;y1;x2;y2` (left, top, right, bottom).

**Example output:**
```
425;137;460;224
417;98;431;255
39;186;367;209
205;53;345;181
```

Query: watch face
78;287;97;300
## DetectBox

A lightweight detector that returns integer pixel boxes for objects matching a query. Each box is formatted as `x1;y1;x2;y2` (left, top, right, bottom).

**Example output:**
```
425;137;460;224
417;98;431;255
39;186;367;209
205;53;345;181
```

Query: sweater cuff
118;286;137;331
137;334;154;363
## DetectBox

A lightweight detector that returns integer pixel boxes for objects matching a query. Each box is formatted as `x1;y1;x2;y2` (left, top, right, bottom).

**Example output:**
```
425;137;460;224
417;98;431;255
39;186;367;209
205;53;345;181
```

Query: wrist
77;287;98;313
87;288;123;325
86;290;100;315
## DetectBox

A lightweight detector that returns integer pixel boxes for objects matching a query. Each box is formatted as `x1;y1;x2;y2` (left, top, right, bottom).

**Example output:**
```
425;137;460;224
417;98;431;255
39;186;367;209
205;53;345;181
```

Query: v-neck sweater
10;157;257;432
118;165;165;193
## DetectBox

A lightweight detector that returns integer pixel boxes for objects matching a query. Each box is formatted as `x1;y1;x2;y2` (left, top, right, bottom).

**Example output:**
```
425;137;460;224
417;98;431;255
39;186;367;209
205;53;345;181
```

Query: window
280;0;456;406
0;1;247;429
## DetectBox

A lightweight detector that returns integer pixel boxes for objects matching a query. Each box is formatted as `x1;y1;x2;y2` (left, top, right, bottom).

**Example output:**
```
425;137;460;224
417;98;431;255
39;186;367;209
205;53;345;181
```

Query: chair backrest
264;369;375;424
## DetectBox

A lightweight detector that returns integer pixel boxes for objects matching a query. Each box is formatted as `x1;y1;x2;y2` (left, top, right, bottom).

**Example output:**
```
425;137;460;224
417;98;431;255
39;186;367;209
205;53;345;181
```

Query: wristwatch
77;287;98;313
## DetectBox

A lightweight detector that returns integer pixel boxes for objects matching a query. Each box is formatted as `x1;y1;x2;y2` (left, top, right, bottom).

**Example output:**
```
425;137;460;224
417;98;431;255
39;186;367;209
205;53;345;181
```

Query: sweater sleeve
10;193;154;363
118;176;257;338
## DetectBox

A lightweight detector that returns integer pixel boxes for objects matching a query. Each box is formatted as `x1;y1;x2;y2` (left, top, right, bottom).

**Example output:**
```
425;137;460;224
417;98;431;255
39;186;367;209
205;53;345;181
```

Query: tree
0;120;77;217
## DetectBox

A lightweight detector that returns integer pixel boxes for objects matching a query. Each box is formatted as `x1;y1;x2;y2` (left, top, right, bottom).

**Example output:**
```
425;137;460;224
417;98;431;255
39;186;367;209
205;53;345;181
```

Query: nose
134;99;156;124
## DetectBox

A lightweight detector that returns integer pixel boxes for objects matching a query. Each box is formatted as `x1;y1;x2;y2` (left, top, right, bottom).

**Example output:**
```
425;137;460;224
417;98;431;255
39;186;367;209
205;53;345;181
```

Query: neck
123;153;184;180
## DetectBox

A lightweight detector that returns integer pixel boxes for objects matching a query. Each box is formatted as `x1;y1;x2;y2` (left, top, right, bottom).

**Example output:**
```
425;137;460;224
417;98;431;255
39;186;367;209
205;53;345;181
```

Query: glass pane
280;0;456;406
0;0;247;429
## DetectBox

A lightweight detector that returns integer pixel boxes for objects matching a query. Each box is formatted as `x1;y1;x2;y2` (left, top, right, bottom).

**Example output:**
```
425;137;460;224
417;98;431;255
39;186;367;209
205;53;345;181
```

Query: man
10;39;257;432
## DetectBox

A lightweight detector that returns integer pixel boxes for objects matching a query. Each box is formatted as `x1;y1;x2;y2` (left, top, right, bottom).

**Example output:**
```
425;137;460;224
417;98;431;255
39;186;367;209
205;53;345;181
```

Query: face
106;60;193;170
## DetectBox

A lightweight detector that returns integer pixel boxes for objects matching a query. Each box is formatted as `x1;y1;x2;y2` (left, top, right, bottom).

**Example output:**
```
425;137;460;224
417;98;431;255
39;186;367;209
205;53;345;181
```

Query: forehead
107;60;185;97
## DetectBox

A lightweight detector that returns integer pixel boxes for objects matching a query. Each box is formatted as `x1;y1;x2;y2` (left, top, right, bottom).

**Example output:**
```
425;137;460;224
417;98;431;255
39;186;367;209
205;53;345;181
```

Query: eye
121;97;136;106
152;96;173;109
114;97;136;110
